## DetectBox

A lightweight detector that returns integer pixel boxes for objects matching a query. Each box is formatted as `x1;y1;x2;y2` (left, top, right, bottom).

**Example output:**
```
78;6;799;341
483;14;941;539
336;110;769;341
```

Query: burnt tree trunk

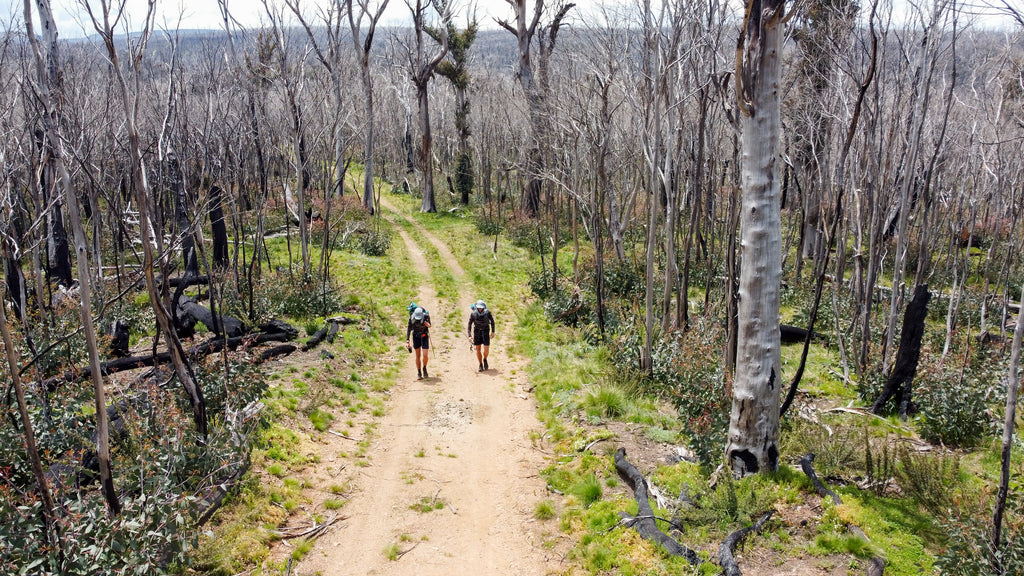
36;130;73;288
210;185;229;268
169;151;199;277
872;283;930;419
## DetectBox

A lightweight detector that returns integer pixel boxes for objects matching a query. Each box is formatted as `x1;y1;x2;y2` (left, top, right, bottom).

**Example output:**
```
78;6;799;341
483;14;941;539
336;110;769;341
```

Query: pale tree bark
0;255;60;552
498;0;574;217
991;284;1022;572
880;2;950;373
637;0;666;373
726;0;786;477
348;0;391;214
24;2;72;290
404;0;448;213
263;3;312;272
25;0;121;512
82;0;207;439
285;0;350;198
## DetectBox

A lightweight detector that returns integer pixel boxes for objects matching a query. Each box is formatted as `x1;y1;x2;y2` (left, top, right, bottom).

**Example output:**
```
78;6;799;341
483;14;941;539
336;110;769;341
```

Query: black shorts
412;333;429;349
472;332;490;346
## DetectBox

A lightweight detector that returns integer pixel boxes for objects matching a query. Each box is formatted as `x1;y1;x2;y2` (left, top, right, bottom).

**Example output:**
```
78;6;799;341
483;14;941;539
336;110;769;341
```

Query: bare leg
482;344;490;361
475;344;483;364
421;348;429;368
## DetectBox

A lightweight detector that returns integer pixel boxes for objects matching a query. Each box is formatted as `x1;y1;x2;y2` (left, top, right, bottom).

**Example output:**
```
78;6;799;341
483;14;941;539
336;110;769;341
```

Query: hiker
407;306;431;379
467;300;495;371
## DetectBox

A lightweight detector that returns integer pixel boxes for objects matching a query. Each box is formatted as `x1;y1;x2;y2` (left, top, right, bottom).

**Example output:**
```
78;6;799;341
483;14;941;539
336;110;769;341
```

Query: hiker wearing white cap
406;306;431;379
467;300;495;371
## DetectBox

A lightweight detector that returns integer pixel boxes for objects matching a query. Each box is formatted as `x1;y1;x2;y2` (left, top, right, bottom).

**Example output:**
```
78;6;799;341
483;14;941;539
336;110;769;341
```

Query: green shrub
0;359;268;575
630;317;731;468
915;366;993;448
780;417;861;478
528;266;558;300
357;230;391;257
543;288;589;328
506;217;548;253
475;214;502;236
936;487;1024;575
896;447;963;517
601;260;643;299
221;270;347;325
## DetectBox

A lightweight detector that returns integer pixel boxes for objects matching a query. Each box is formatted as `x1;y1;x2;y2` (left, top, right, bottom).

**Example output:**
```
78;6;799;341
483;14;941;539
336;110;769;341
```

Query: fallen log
43;325;298;392
303;324;331;351
177;295;246;337
718;510;774;576
326;321;340;343
302;317;356;351
196;458;252;526
800;453;842;505
780;324;824;344
260;344;297;362
613;447;699;564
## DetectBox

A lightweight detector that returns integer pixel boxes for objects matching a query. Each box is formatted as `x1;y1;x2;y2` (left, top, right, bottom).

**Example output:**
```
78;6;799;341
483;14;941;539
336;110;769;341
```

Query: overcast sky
1;0;1018;39
2;0;551;37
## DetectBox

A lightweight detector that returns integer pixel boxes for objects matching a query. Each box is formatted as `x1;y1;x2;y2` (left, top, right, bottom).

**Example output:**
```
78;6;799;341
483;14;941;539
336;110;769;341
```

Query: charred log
800;453;842;505
176;295;245;338
613;447;699;564
43;323;298;392
780;324;823;344
259;344;297;362
302;317;355;351
718;510;774;576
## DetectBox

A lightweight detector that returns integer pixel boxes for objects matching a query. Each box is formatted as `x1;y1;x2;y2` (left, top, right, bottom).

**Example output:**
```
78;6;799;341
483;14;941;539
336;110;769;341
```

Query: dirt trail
296;201;562;575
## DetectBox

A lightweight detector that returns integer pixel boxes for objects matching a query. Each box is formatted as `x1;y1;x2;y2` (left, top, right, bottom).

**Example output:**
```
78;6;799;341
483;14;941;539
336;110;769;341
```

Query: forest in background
2;0;1024;573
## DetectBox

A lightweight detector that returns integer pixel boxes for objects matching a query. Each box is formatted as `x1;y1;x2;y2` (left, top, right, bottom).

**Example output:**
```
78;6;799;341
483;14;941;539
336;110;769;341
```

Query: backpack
410;309;430;336
470;309;491;333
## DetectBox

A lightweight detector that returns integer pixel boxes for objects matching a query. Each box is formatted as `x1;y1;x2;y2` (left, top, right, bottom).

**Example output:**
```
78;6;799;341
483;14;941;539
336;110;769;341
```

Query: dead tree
348;0;391;214
83;0;208;439
498;0;574;217
404;0;448;213
872;284;930;419
25;0;120;514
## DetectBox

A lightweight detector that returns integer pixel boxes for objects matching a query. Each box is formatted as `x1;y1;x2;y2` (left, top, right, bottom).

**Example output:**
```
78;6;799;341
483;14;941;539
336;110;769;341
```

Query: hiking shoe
422;367;428;378
483;359;489;370
478;364;484;372
417;369;422;379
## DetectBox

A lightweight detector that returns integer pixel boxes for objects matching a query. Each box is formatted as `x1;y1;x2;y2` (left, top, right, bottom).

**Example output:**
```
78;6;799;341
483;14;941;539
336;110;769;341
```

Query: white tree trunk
726;0;785;477
992;284;1023;564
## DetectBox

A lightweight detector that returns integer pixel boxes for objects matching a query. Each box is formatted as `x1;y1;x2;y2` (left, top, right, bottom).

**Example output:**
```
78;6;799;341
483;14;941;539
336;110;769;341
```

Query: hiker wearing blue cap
467;300;495;371
406;305;431;379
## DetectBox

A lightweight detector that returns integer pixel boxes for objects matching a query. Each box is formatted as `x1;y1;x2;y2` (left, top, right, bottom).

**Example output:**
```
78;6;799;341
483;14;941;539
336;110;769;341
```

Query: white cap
413;307;425;320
